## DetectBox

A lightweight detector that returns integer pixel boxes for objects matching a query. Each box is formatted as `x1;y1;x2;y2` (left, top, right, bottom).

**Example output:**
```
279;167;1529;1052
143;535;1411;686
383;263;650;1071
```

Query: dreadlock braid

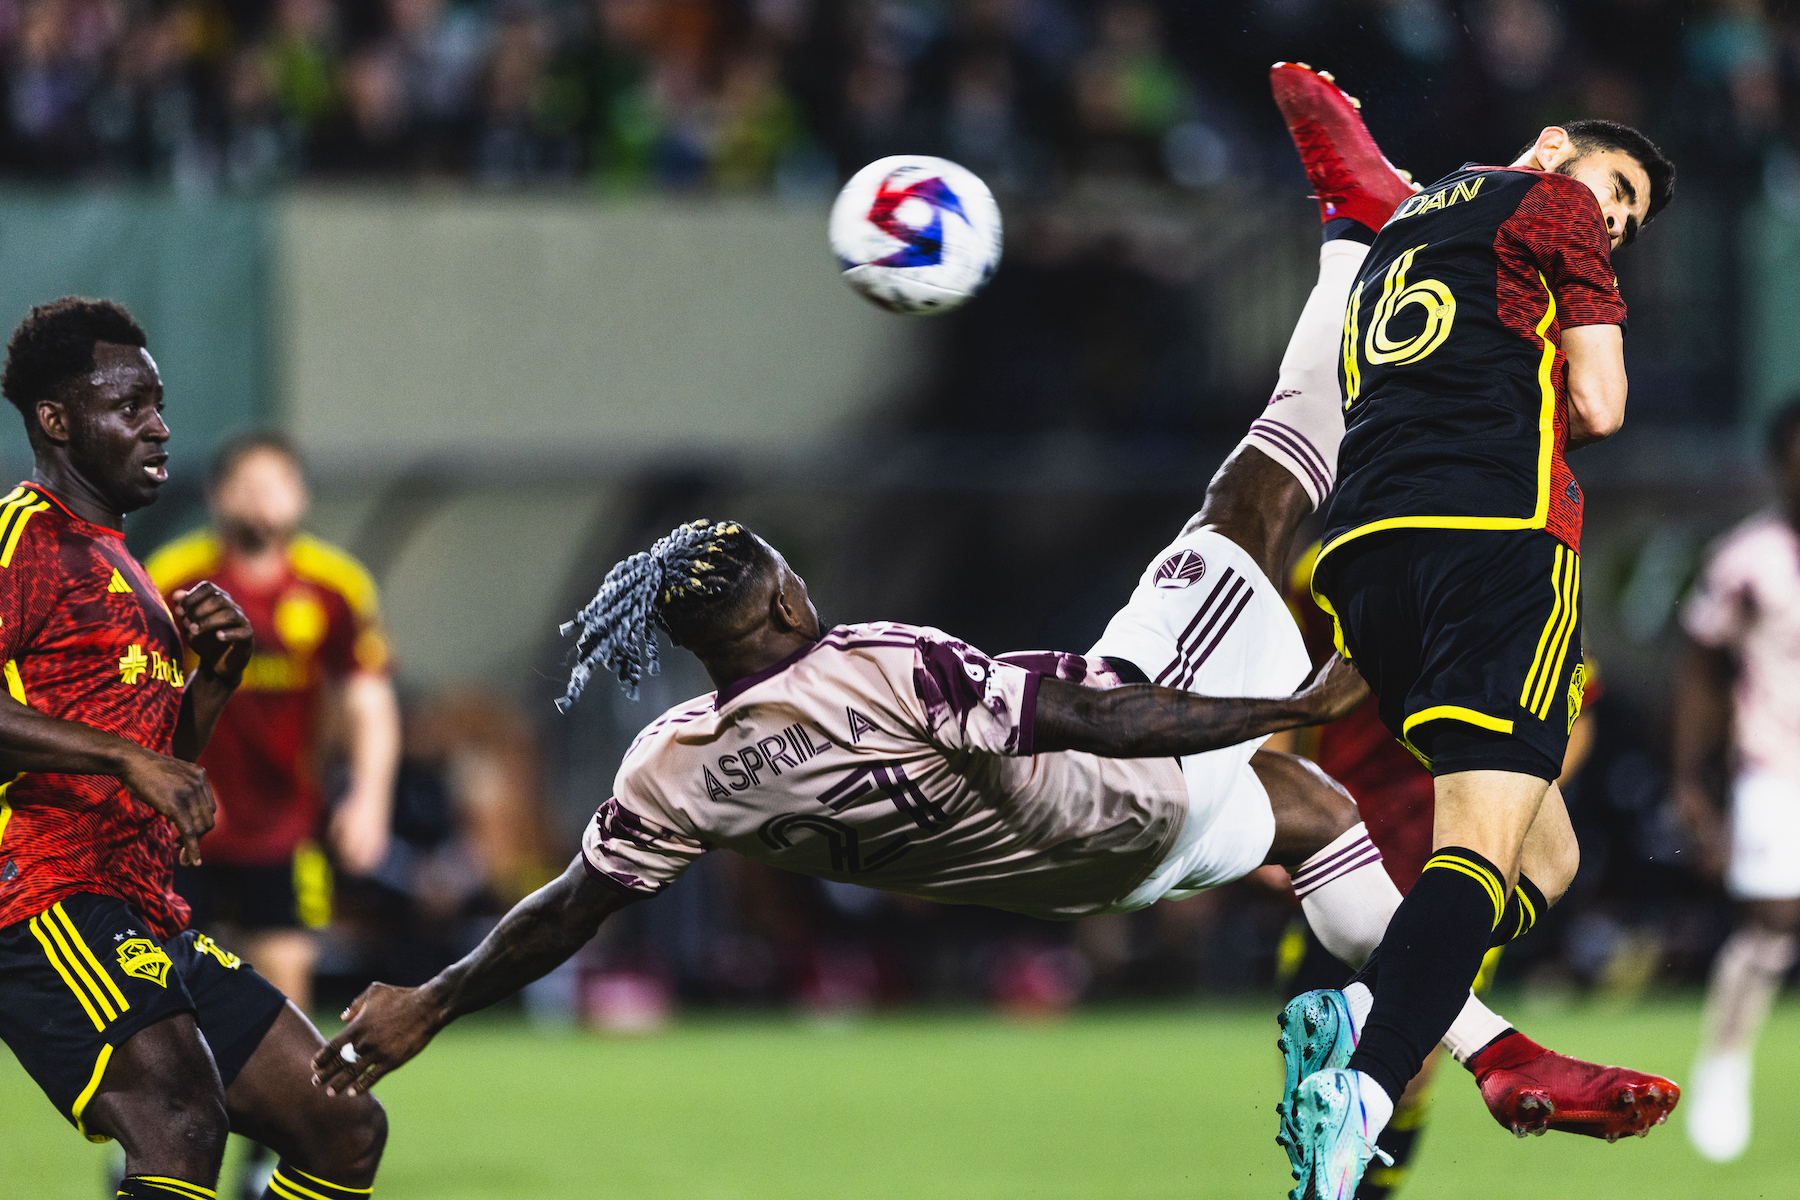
557;518;761;709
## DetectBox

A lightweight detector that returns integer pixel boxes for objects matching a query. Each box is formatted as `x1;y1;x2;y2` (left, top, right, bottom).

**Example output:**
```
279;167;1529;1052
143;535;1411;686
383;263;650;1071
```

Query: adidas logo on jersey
1153;550;1206;590
106;568;132;593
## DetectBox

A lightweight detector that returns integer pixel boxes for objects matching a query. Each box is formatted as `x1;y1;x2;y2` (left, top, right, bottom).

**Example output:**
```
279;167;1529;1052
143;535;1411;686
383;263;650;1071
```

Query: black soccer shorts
0;892;287;1141
175;840;333;933
1312;527;1585;781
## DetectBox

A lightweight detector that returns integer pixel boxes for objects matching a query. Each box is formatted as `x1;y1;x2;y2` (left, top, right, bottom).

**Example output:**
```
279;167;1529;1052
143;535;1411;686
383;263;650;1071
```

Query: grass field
5;996;1799;1199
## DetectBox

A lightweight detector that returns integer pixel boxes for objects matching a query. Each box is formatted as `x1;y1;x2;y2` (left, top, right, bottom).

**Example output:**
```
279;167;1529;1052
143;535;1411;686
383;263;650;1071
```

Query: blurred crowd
0;0;1793;195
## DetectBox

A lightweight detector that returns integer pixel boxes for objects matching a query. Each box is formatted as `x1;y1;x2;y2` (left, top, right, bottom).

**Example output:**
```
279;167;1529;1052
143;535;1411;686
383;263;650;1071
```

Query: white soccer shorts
1728;767;1800;901
1088;523;1313;910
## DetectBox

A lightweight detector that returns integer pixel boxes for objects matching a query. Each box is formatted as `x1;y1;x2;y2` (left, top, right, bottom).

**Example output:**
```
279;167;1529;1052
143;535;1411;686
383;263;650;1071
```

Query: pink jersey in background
1683;513;1800;784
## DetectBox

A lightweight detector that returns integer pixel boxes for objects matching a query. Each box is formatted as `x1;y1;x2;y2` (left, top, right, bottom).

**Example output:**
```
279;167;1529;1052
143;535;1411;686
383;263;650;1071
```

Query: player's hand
329;792;391;876
1292;654;1369;725
313;982;445;1096
120;748;216;865
171;582;253;682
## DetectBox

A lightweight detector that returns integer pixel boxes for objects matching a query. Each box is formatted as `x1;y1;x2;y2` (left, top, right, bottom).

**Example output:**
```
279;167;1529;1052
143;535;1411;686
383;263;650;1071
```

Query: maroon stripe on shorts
1154;569;1240;686
1173;579;1252;691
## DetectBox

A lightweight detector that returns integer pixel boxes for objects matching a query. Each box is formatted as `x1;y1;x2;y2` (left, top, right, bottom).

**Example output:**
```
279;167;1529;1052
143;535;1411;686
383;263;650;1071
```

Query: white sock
1700;926;1796;1059
1442;991;1515;1064
1343;980;1373;1036
1297;819;1524;1063
1354;1069;1396;1137
1243;239;1368;510
1294;821;1394;969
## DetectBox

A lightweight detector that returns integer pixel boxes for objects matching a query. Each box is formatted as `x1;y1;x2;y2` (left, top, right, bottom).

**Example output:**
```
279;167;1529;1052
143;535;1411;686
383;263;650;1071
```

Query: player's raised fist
171;580;254;682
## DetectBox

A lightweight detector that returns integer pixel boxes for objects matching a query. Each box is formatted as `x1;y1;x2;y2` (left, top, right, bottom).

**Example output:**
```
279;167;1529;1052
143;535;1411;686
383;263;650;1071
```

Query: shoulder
144;528;220;590
1710;513;1791;578
288;534;380;617
1503;170;1605;230
0;484;71;570
623;693;720;762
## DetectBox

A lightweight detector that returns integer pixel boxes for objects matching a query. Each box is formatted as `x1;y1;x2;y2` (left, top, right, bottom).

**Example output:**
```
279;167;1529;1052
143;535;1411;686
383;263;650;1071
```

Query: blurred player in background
149;433;400;1014
148;435;398;1198
0;299;385;1200
1674;398;1800;1162
1276;541;1602;1198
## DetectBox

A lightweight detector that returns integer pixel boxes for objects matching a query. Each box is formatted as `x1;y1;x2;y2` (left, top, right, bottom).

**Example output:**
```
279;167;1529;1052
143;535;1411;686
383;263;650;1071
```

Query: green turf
5;997;1798;1199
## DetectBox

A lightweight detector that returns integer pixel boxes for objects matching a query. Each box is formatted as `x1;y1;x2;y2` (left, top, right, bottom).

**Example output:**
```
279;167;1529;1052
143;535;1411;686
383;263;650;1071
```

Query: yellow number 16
1341;243;1456;407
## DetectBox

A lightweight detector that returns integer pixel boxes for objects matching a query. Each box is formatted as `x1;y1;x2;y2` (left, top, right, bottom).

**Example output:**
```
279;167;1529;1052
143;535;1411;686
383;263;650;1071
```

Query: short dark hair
0;297;148;418
211;430;304;490
1519;120;1675;234
1767;396;1800;464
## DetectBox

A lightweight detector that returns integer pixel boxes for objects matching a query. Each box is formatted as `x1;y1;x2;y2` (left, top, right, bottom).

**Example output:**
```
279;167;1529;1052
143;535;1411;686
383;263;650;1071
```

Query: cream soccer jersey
580;623;1189;920
1683;513;1800;785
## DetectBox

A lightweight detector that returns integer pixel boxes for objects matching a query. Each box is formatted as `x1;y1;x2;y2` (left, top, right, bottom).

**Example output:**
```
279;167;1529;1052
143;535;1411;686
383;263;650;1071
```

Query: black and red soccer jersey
0;483;190;940
1323;166;1627;559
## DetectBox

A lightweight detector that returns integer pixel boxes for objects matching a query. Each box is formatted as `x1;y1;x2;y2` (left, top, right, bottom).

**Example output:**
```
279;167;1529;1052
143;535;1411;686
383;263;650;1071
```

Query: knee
308;1093;387;1179
1530;831;1580;904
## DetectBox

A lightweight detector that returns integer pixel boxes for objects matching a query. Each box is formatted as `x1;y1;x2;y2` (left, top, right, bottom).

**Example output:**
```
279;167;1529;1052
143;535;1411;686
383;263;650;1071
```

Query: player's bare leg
1688;896;1799;1160
1190;64;1418;590
81;1014;230;1189
244;930;318;1012
225;1004;386;1198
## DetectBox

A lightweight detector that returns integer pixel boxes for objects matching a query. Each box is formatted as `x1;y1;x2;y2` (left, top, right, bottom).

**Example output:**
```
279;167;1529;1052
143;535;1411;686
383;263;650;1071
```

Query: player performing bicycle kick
313;63;1675;1188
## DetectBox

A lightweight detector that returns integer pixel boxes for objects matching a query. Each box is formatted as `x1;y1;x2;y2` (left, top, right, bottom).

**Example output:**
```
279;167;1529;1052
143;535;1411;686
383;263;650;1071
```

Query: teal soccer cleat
1276;989;1357;1176
1288;1068;1393;1200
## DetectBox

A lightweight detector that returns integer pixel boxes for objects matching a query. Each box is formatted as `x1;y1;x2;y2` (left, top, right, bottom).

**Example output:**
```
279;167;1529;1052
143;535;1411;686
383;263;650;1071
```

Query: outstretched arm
313;855;634;1094
1032;653;1367;757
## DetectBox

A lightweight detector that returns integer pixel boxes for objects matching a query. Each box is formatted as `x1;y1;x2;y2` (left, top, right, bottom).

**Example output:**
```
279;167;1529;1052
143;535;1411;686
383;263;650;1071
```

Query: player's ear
1533;126;1570;168
33;398;71;446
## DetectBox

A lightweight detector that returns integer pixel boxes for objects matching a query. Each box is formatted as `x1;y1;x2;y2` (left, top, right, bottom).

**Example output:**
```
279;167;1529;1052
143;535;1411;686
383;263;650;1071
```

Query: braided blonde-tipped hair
557;519;761;709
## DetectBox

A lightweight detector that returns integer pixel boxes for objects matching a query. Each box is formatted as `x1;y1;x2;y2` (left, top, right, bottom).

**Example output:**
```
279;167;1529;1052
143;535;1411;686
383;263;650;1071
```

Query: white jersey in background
1682;511;1800;898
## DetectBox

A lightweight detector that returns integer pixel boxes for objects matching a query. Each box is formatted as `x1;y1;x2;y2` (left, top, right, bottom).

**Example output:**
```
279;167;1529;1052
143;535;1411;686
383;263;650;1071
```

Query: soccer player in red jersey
149;434;399;1014
0;299;384;1200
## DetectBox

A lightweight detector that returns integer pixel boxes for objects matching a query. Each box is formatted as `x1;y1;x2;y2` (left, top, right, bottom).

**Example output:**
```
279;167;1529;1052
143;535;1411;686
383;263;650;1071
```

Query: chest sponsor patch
116;937;172;987
1153;550;1206;590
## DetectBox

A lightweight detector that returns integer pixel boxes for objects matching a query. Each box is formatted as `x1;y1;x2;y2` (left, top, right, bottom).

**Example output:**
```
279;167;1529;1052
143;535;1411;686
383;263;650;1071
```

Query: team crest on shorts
1153;550;1206;590
116;938;172;987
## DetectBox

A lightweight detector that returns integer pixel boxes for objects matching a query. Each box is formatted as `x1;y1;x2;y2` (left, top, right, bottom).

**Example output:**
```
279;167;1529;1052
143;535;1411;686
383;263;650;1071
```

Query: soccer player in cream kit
1675;398;1800;1162
316;70;1679;1197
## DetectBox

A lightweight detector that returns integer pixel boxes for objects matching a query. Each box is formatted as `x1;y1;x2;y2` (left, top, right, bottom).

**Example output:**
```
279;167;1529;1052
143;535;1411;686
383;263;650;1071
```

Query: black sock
1323;216;1377;244
118;1178;215;1199
1357;1091;1430;1199
264;1164;371;1200
1489;874;1547;947
1346;847;1507;1102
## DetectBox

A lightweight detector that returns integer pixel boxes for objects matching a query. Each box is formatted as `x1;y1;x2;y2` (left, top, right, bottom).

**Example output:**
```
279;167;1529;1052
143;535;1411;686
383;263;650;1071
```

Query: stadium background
3;0;1800;1194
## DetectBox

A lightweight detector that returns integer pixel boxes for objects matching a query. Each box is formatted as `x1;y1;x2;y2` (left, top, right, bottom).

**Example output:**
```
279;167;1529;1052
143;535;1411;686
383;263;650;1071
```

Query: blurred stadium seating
0;0;1795;1014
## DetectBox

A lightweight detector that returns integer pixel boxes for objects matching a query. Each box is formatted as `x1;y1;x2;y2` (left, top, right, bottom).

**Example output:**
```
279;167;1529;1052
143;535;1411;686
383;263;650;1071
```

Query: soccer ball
829;156;1003;316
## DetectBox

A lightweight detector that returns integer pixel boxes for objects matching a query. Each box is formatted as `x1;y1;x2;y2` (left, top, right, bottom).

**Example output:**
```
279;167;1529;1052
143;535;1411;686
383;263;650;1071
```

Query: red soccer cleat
1468;1032;1681;1142
1269;62;1418;230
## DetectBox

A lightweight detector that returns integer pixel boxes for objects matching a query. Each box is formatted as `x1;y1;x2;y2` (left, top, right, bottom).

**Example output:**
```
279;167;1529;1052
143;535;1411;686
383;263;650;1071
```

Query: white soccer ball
829;155;1003;316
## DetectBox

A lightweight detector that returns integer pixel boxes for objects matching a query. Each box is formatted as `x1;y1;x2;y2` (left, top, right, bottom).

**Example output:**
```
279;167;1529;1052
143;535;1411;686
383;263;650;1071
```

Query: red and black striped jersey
0;483;189;940
1322;166;1627;563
